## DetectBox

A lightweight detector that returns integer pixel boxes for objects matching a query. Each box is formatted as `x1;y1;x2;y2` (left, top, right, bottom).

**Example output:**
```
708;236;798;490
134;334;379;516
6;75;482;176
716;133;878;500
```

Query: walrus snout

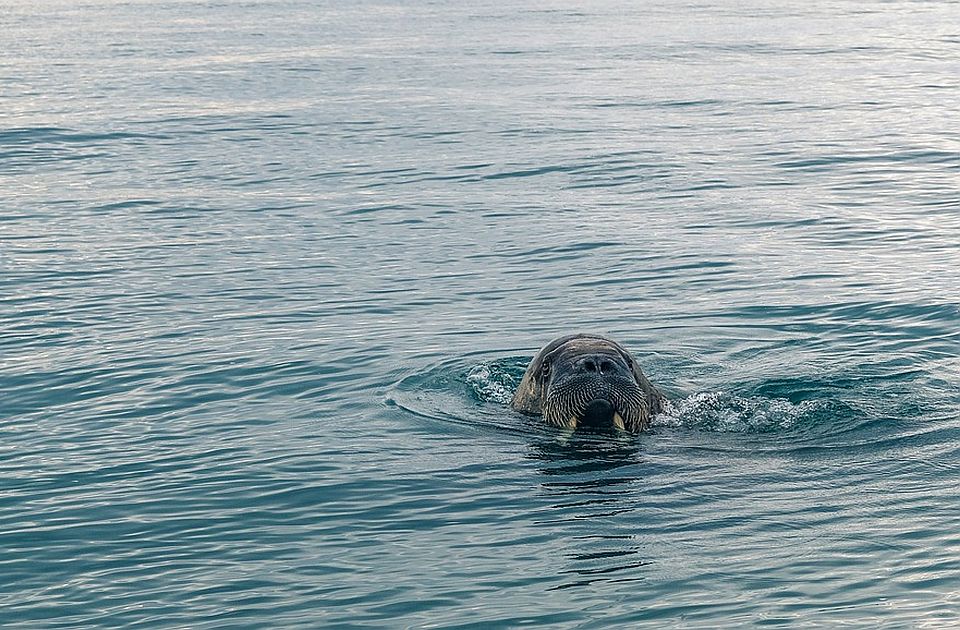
542;372;638;431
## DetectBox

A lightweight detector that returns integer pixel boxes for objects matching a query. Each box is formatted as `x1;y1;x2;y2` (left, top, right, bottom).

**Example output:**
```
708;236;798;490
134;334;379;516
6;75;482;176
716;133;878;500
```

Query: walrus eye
541;361;551;378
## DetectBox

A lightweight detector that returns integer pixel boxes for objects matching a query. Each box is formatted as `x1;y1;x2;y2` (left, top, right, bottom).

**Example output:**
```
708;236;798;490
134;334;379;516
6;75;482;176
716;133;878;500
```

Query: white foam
655;391;817;433
466;363;520;405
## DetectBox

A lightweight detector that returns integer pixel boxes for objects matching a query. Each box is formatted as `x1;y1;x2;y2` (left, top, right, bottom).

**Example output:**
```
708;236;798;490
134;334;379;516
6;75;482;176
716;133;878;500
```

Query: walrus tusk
612;412;626;432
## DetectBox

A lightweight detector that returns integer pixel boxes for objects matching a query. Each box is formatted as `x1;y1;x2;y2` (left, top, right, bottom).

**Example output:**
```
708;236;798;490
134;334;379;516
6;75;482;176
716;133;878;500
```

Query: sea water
3;0;959;627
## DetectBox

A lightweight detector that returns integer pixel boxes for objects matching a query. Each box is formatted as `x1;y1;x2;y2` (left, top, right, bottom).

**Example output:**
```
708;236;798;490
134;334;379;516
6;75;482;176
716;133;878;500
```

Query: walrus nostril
578;356;620;376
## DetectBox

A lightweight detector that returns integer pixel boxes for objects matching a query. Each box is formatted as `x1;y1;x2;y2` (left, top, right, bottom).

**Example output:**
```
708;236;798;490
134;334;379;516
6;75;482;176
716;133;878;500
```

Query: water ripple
5;0;960;626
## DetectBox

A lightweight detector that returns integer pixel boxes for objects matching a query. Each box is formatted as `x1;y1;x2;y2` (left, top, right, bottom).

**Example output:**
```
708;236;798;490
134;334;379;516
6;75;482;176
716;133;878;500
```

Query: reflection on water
530;434;651;591
530;432;641;478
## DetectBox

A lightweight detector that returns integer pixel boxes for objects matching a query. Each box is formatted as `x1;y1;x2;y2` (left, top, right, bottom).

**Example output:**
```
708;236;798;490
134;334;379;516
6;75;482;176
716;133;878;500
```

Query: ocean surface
3;0;959;627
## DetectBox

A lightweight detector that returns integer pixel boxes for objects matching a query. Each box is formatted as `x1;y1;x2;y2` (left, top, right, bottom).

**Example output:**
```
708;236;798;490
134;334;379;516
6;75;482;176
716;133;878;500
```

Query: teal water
3;0;960;627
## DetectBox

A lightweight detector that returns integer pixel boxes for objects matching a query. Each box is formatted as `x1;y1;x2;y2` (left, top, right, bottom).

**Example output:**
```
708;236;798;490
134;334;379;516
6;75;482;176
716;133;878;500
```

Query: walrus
511;334;666;433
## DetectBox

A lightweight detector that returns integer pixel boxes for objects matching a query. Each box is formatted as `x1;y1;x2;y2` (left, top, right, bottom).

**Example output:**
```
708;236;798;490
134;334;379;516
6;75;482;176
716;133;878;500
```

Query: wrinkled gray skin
511;334;666;433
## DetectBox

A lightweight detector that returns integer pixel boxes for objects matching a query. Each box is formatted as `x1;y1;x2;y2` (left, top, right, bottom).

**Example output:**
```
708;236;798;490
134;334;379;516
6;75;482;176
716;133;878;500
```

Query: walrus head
511;334;666;433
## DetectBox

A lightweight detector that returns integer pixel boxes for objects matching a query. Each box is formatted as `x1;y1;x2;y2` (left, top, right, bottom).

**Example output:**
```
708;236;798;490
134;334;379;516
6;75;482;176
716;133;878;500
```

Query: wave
391;357;879;439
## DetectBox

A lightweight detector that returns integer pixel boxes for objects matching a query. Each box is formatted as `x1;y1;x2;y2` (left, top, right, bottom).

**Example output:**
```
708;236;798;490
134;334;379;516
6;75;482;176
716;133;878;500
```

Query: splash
465;362;523;405
405;360;849;437
656;391;821;433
